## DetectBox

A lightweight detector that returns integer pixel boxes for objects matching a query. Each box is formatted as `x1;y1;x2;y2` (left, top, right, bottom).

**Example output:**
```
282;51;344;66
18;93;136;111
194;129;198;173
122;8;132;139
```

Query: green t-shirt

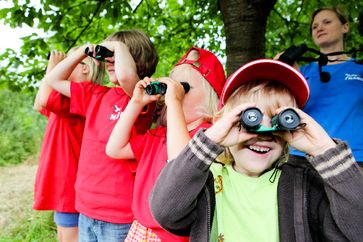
210;163;281;242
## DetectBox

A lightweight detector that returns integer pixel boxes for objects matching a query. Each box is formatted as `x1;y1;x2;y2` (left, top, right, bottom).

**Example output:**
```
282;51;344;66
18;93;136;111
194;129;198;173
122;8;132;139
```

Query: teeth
248;145;270;153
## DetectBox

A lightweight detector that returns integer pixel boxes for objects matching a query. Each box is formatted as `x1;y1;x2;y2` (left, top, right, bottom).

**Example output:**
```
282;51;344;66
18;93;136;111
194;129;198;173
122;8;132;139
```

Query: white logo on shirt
110;105;122;120
345;73;363;82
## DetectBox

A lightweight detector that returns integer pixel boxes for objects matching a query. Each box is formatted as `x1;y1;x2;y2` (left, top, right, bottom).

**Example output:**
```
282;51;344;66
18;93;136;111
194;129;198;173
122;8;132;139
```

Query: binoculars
85;45;114;62
240;107;301;133
145;81;190;95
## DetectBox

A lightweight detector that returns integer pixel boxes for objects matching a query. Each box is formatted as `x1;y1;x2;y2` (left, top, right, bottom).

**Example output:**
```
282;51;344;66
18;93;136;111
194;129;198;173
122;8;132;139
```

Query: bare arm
33;51;66;111
159;77;191;160
101;41;139;97
45;45;88;97
106;77;160;159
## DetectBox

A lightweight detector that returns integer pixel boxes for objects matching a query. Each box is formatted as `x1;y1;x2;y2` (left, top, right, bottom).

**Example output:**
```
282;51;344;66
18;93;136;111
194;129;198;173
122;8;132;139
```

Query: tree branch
66;0;105;52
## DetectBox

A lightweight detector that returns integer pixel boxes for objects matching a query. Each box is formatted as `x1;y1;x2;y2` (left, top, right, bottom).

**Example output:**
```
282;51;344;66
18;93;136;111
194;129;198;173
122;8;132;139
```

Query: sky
0;1;44;54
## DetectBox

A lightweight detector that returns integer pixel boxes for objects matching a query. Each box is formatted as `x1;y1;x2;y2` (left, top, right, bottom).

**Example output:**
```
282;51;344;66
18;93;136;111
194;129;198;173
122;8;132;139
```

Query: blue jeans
54;211;79;227
78;214;131;242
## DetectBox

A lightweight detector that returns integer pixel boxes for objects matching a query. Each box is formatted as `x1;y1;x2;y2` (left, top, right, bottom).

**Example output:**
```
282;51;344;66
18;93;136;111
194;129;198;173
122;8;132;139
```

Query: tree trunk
219;0;277;75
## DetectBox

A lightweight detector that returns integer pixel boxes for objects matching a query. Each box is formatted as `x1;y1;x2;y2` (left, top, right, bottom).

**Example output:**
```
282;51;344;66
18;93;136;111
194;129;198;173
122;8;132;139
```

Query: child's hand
47;51;66;73
82;43;97;58
205;104;258;147
131;77;160;106
158;77;186;106
275;107;336;157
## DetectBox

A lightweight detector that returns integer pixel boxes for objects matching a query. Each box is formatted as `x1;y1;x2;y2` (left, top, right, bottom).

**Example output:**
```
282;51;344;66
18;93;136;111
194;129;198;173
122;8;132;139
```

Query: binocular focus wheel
277;109;300;129
241;107;263;129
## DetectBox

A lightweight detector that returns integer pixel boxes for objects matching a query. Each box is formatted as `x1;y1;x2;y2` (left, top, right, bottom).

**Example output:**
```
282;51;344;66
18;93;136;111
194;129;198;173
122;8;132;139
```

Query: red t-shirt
33;90;84;212
70;82;154;223
130;123;211;241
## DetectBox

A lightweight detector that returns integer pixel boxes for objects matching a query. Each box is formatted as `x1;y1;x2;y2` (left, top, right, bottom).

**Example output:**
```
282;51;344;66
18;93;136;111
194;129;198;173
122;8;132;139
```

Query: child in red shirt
33;49;104;242
45;30;159;241
106;47;226;241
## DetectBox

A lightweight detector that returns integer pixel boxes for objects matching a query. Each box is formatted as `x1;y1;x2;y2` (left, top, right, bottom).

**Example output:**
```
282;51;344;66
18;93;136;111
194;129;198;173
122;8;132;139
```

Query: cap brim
221;59;309;107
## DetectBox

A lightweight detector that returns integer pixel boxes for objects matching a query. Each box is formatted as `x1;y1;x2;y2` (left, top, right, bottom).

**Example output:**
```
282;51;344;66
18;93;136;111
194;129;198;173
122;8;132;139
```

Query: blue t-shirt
290;60;363;162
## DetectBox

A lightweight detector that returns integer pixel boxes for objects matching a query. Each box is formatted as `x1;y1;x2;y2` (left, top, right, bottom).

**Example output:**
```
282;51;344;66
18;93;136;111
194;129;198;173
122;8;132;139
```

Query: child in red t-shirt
106;47;226;241
33;49;104;242
45;30;159;241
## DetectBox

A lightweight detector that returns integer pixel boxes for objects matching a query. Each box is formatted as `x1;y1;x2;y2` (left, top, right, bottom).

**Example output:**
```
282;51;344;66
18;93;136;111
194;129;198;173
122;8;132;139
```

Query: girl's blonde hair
68;46;105;85
217;80;297;165
156;51;219;127
82;57;105;85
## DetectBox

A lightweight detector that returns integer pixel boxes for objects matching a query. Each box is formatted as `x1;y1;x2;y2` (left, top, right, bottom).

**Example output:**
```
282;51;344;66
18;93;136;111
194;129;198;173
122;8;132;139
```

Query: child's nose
261;115;272;128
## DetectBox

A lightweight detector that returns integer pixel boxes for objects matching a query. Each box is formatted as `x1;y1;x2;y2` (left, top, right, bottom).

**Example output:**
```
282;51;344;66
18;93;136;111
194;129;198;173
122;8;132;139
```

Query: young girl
33;49;104;242
150;59;363;242
45;30;159;241
106;47;226;241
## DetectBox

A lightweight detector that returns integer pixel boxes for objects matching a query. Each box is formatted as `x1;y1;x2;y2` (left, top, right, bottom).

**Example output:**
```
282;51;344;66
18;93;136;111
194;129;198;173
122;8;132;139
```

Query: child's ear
82;63;90;74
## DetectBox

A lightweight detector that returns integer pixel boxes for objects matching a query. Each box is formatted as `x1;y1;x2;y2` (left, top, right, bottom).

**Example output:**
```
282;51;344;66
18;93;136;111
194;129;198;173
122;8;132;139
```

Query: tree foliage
0;0;362;92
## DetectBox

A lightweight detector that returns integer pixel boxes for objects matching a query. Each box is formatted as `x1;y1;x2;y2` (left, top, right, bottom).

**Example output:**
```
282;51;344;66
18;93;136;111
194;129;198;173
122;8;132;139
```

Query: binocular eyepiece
240;107;301;133
85;45;114;62
145;81;190;95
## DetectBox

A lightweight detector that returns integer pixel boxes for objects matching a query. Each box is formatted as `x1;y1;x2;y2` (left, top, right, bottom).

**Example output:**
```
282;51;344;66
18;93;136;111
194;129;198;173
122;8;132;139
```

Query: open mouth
247;145;271;154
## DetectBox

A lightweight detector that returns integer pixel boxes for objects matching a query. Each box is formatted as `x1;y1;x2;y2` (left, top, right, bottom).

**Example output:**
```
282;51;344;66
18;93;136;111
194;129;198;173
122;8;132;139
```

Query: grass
0;211;57;242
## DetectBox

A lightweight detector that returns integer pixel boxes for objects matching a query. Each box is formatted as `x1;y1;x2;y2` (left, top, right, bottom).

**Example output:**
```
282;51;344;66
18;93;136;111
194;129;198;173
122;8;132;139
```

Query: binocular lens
240;107;301;132
241;107;263;129
276;109;300;129
145;82;167;95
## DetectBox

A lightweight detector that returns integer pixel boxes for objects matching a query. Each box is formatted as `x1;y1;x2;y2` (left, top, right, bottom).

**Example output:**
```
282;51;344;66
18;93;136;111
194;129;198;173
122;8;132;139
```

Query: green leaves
1;0;363;92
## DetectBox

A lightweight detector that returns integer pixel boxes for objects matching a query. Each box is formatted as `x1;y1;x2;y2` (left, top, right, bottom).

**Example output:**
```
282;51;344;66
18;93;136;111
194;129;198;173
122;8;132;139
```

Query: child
33;49;104;242
150;59;363;241
45;30;159;241
105;47;226;241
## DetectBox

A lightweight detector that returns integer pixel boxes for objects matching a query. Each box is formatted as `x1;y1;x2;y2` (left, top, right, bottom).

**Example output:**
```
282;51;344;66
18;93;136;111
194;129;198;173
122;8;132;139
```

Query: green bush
0;89;46;166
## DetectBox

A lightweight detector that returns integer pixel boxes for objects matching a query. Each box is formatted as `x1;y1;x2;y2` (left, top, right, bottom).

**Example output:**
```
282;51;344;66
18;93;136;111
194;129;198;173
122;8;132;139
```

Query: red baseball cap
220;59;310;107
175;46;226;97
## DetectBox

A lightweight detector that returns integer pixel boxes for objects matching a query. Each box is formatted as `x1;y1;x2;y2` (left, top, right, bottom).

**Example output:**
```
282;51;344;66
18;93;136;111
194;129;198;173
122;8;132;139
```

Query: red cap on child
220;59;310;108
175;47;226;97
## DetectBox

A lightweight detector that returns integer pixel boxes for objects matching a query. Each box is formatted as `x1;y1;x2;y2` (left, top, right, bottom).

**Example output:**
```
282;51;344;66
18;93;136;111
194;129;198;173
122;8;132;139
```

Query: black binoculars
85;45;114;62
145;81;190;95
240;107;301;133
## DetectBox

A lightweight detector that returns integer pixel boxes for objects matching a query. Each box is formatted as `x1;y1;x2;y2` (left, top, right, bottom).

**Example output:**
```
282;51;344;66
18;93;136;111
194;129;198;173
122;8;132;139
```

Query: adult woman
290;7;363;166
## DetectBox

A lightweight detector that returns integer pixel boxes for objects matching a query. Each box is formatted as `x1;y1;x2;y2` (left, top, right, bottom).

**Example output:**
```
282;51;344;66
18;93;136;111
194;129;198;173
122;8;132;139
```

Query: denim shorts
78;213;131;242
54;211;79;227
